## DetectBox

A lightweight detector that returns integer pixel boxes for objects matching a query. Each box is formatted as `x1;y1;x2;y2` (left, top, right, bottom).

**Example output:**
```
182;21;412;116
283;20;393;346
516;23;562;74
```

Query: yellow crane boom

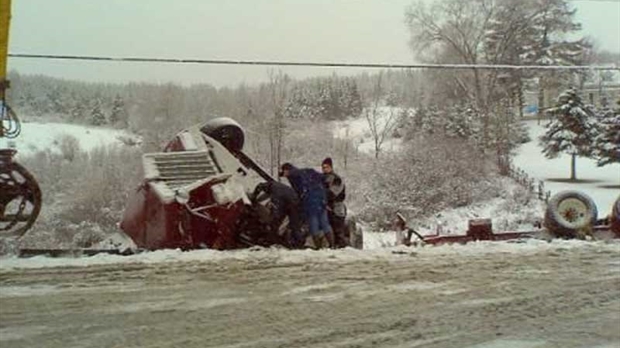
0;0;10;137
0;0;10;94
0;0;11;82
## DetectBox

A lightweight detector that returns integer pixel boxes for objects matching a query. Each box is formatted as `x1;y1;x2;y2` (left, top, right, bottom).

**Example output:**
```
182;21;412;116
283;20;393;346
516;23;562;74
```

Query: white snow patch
282;284;336;296
0;121;140;156
100;297;247;314
459;297;514;307
91;231;138;252
332;106;403;155
0;326;51;342
0;285;59;298
387;281;443;292
305;293;345;302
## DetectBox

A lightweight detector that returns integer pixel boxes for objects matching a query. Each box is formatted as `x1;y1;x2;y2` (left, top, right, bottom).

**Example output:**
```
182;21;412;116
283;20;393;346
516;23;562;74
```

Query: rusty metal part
0;149;42;237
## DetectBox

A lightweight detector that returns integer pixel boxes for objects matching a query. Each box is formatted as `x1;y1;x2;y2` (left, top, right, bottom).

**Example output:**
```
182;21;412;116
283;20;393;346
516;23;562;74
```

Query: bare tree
342;127;350;170
406;0;496;145
266;70;289;177
364;72;400;159
406;0;588;146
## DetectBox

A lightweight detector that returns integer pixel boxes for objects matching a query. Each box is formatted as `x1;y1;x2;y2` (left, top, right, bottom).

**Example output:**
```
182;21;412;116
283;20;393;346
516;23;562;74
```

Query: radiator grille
143;151;220;191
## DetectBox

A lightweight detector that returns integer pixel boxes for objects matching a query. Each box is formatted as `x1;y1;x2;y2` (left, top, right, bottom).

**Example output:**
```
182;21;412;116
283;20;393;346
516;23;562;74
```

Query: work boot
312;234;328;250
325;231;336;249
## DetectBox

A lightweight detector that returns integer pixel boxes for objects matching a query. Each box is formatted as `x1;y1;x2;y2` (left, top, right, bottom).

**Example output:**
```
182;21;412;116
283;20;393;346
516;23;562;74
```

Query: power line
8;53;620;71
571;0;620;3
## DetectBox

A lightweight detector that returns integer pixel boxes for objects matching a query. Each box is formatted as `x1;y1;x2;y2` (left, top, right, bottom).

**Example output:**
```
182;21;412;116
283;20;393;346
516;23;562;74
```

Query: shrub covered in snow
17;144;142;248
404;104;529;155
356;133;501;228
58;134;81;162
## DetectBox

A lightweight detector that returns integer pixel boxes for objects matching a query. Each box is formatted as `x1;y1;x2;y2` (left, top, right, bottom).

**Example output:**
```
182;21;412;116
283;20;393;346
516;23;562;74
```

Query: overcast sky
8;0;620;87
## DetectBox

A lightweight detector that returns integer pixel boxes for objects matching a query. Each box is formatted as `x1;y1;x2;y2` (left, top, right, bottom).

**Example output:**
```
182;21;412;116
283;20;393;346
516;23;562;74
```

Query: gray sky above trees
8;0;620;87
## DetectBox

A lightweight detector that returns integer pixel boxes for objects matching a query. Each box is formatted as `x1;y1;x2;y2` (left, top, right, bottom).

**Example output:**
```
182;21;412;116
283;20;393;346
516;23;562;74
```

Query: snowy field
0;121;140;156
513;120;619;215
332;107;403;155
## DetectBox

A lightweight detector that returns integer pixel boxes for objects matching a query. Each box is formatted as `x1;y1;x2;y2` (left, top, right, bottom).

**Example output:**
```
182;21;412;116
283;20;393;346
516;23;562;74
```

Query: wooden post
571;154;577;181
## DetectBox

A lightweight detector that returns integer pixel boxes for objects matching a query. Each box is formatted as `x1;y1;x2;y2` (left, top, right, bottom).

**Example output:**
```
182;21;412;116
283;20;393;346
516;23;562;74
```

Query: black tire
544;191;597;238
200;117;245;152
611;195;620;236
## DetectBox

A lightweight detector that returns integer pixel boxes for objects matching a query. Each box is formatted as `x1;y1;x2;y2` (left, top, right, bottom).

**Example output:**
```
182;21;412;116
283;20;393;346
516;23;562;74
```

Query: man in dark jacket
252;180;302;248
280;163;331;249
322;157;348;248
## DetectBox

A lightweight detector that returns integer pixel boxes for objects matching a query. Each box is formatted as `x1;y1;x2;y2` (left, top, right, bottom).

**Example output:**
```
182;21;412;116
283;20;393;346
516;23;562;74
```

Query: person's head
279;162;294;178
321;157;333;174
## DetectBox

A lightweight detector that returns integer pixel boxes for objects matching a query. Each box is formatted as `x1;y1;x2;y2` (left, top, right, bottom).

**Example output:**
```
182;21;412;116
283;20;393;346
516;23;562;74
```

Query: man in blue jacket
280;163;332;249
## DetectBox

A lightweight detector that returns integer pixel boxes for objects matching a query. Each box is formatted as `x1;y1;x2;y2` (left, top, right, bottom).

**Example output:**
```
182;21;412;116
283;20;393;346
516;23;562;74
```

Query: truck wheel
544;191;598;239
200;117;245;152
611;195;620;237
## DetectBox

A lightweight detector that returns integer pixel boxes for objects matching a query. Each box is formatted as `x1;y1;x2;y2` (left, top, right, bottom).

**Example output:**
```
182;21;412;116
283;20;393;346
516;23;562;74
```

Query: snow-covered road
1;240;619;348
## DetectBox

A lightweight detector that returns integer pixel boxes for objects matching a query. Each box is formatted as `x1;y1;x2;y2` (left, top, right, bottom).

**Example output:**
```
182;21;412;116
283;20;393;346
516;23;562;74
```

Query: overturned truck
120;118;363;251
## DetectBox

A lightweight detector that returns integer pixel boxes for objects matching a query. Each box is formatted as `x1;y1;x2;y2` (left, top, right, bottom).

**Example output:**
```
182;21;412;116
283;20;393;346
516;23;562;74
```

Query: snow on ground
0;121;140;156
1;237;618;271
513;120;619;215
2;237;618;347
332;106;403;155
362;177;546;249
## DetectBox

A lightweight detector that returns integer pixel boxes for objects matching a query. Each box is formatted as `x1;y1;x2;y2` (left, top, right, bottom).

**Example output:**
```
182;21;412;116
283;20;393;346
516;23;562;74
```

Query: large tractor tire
544;191;598;239
611;195;620;237
200;117;245;152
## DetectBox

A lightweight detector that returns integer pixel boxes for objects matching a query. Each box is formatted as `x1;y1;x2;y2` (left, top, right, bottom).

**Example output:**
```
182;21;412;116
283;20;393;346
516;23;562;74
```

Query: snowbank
514;120;619;215
1;238;617;271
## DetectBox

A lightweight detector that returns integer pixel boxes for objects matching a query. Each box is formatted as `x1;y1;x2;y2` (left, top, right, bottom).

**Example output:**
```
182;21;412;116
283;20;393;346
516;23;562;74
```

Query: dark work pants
273;203;302;248
328;213;347;248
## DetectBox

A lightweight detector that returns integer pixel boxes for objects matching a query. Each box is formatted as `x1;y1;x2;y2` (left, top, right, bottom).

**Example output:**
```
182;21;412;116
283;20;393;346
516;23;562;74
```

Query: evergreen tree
418;106;445;135
109;94;127;126
345;79;363;118
46;85;66;115
69;98;86;123
316;82;331;120
90;99;106;126
594;99;620;167
540;88;600;180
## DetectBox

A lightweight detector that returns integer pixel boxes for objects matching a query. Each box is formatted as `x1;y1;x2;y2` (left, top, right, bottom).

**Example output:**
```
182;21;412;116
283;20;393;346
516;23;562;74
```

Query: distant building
523;70;620;115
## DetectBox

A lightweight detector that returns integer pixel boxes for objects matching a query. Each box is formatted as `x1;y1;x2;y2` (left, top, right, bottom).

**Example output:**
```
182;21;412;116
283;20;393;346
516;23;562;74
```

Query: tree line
404;0;618;162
